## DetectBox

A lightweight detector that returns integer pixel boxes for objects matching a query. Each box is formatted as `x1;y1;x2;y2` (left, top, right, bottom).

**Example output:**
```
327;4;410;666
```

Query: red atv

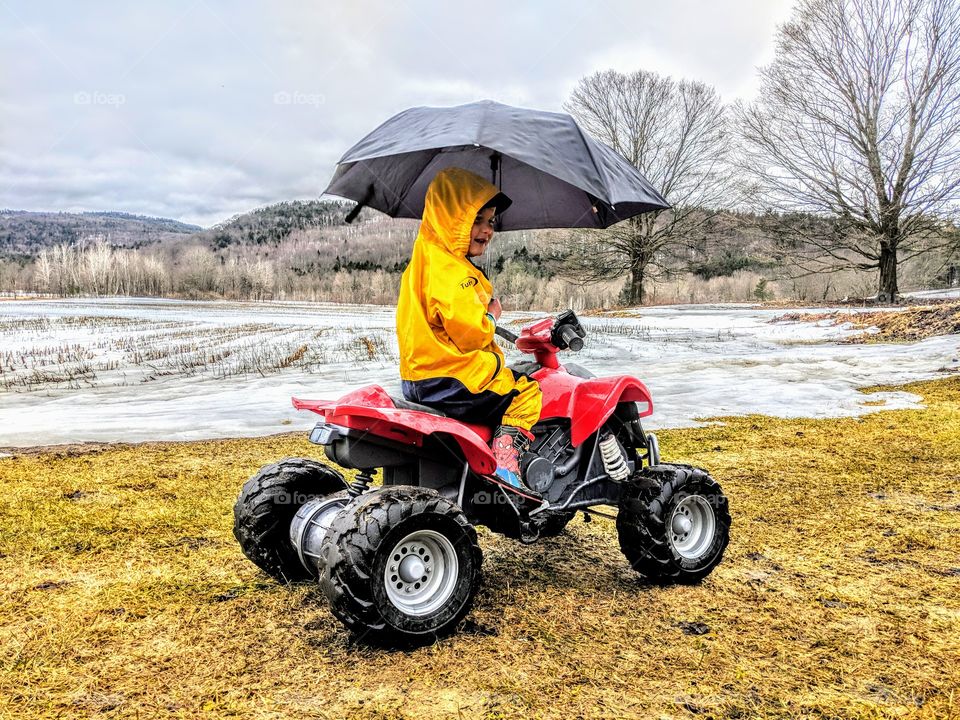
234;310;730;645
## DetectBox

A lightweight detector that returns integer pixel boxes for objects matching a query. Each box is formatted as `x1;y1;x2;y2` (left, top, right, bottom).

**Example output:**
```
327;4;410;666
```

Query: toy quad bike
234;310;730;645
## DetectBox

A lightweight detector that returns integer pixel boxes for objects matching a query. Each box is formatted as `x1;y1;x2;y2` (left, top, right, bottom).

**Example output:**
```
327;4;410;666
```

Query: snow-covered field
1;297;957;447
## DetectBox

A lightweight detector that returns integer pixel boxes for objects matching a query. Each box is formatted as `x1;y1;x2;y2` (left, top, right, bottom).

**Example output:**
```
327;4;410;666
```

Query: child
396;167;542;494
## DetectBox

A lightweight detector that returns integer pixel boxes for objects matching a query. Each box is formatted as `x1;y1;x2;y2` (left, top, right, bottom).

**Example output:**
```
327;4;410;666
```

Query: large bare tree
562;70;729;305
736;0;960;301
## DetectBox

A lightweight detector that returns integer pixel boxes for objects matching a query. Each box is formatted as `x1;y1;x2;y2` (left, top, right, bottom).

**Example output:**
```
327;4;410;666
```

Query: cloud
0;0;796;226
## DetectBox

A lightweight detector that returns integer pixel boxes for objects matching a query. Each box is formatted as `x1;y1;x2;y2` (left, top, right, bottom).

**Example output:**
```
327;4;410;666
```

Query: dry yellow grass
780;302;960;343
2;377;960;719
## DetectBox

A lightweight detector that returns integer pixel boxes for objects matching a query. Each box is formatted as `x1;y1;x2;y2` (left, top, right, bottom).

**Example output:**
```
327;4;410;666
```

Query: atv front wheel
318;486;482;646
233;458;347;583
617;464;730;583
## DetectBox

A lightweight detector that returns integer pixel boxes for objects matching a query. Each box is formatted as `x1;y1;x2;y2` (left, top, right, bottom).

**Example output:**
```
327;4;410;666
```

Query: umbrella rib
570;123;612;206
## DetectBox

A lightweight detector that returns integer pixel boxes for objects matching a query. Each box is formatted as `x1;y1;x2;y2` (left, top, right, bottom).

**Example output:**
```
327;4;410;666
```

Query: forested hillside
0;211;200;261
0;200;955;309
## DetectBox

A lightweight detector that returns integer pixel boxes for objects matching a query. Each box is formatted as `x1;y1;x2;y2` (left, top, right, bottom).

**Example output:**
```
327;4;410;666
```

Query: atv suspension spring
599;434;630;482
348;469;376;497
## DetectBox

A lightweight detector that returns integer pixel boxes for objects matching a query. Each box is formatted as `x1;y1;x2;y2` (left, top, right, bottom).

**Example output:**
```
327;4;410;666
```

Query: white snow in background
904;288;960;299
0;298;957;447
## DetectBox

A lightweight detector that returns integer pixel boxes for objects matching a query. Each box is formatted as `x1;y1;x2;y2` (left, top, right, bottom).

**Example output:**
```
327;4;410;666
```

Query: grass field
2;376;959;719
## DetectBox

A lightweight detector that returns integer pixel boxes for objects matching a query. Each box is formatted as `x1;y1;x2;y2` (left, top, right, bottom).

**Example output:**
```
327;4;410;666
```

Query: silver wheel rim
383;529;459;617
669;495;716;560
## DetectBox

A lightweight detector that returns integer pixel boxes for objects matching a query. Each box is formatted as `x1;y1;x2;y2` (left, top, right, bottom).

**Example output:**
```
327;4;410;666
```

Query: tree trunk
878;240;899;303
628;262;645;306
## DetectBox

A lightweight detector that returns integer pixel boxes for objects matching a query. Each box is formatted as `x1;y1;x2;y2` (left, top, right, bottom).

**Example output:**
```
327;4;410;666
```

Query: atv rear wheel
233;458;347;583
318;486;482;646
617;464;730;584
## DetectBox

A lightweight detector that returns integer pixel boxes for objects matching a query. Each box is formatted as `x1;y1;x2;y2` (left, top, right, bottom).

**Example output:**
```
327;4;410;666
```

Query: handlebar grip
495;326;518;344
559;324;584;351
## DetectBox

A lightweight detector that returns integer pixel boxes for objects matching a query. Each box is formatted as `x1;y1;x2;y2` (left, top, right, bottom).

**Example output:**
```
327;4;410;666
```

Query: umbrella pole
489;151;503;240
486;152;504;278
489;151;501;187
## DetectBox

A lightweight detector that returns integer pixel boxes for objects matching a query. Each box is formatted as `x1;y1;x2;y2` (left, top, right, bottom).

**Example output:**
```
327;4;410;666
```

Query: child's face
467;207;496;257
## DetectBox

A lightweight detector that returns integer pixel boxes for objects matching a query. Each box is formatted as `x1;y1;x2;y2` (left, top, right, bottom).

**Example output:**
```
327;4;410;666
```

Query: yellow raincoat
397;167;540;430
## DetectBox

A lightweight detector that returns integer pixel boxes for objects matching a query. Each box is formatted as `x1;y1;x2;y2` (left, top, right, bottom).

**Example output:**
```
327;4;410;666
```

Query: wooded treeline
0;202;954;309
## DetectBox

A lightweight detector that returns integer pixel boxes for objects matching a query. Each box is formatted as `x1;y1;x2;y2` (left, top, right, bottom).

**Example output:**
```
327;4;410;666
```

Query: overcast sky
1;0;796;227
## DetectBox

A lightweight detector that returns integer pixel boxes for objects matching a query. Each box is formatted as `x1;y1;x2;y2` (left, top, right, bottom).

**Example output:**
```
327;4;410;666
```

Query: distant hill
78;211;202;232
202;200;354;249
192;199;556;276
0;202;362;262
0;210;201;261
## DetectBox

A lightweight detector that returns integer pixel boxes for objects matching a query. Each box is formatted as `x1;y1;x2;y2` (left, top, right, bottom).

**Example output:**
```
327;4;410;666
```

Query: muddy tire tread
233;457;346;583
318;486;482;644
617;463;730;584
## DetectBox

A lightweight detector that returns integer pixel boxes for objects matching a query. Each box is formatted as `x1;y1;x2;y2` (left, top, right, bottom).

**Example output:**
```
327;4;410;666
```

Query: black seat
509;360;542;377
389;395;447;417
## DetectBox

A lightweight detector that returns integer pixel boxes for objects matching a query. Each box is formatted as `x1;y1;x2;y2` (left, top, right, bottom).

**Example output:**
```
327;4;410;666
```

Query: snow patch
0;298;957;446
904;288;960;300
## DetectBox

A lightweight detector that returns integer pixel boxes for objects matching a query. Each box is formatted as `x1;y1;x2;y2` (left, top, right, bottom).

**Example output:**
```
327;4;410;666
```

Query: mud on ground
1;377;959;718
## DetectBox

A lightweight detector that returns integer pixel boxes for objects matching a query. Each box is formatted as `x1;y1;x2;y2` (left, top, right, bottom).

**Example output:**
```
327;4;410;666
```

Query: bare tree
141;255;169;296
736;0;960;301
111;251;129;296
34;250;53;293
82;237;113;297
52;245;78;296
177;246;219;296
563;70;730;304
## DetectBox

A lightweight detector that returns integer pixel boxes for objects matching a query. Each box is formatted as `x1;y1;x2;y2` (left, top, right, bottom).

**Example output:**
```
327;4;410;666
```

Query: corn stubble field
0;314;396;392
1;375;958;719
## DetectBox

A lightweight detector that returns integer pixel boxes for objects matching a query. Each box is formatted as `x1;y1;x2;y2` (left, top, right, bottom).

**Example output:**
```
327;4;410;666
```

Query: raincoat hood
419;167;508;257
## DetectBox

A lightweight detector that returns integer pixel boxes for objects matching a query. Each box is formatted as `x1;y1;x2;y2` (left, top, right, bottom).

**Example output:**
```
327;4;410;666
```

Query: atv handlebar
494;326;519;344
494;310;585;353
556;323;584;352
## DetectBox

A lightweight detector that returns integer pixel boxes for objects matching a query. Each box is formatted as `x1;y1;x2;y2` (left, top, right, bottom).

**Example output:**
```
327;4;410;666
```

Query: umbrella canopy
323;100;669;231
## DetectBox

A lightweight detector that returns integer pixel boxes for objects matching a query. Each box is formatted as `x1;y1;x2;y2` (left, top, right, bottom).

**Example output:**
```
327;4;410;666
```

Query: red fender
292;386;497;474
534;366;653;447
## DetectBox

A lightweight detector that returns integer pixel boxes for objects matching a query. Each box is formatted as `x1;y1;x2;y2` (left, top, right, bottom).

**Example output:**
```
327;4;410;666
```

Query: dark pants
402;375;520;427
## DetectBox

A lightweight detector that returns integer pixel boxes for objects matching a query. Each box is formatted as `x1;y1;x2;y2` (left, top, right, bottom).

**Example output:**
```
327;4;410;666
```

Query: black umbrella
323;99;669;230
